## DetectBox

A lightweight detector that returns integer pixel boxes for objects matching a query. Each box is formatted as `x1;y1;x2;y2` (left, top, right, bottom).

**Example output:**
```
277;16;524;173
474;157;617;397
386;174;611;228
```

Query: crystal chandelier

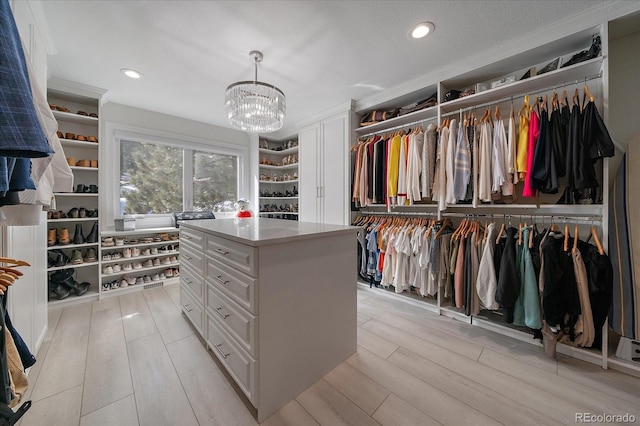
225;50;286;133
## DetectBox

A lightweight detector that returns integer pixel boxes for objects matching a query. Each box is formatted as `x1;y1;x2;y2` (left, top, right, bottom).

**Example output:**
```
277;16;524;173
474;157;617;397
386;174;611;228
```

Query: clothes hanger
0;257;30;267
518;221;523;246
482;220;489;245
584;84;595;103
564;223;570;252
572;88;580;108
510;103;515;120
591;226;605;255
518;95;529;116
434;218;450;239
572;224;579;252
551;91;558;110
561;89;569;107
495;222;506;244
494;105;501;121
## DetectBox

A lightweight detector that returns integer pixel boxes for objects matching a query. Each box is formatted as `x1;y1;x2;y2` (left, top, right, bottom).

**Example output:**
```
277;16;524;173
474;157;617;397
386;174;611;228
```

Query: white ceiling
40;0;608;137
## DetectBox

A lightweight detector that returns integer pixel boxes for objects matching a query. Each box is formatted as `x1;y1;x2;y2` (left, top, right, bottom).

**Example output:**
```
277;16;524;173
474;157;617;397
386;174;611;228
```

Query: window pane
120;140;183;214
193;151;237;211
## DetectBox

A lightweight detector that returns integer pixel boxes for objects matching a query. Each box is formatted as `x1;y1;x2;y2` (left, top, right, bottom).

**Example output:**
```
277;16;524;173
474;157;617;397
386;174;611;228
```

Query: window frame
105;122;249;229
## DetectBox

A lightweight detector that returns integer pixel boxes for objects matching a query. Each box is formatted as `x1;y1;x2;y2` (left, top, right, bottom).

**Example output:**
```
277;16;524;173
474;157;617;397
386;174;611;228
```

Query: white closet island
179;218;358;422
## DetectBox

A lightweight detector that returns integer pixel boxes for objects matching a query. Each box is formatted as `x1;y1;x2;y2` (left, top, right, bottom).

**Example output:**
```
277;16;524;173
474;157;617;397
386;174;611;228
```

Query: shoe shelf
100;227;179;237
47;242;99;250
101;241;179;251
101;252;179;265
259;163;299;171
69;166;98;171
259;197;299;200
259;179;298;184
48;288;99;308
47;217;98;223
47;261;98;272
53;192;99;197
52;110;98;125
100;276;180;297
100;261;180;278
259;146;298;155
59;139;99;148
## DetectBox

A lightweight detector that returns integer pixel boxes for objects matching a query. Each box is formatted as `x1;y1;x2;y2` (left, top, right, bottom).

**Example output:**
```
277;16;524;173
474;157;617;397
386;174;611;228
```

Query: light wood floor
18;285;640;426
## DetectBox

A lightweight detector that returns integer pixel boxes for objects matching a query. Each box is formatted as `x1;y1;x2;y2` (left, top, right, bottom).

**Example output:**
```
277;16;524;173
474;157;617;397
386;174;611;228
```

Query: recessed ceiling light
121;68;143;79
410;22;435;39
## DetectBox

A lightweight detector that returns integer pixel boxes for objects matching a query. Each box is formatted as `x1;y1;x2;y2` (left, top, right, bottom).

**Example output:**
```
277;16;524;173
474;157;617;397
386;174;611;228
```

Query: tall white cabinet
299;110;355;226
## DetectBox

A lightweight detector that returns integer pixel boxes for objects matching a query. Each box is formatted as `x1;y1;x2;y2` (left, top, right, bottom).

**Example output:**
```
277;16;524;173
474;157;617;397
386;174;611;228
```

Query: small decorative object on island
234;198;253;218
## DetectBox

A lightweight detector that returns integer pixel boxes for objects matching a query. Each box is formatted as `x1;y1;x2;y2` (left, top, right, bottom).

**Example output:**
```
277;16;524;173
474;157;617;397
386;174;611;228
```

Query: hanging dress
477;122;493;202
445;119;457;205
522;109;540;197
397;135;408;205
492;118;510;196
422;123;437;199
476;223;499;310
387;135;401;205
516;95;530;180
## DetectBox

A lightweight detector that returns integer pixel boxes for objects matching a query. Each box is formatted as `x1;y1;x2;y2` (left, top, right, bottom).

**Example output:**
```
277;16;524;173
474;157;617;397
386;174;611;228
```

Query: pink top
522;109;540;197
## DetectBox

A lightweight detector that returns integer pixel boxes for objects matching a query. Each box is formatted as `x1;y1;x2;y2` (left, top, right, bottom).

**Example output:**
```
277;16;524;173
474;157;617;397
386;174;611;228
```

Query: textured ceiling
40;0;608;137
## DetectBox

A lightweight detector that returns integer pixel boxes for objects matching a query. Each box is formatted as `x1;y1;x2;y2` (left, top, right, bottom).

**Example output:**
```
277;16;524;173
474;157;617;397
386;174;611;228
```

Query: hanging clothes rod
357;117;438;139
440;72;602;119
359;210;602;224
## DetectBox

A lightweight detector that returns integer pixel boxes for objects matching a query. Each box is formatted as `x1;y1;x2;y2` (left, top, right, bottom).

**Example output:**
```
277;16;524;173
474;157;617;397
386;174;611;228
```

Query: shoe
162;257;171;265
132;248;141;257
103;265;114;275
120;279;128;288
153;258;160;266
165;268;173;278
159;233;169;241
72;224;85;244
142;237;154;243
169;234;178;241
159;246;169;254
102;237;114;247
133;262;142;270
110;280;120;290
159;272;166;280
86;223;98;243
150;247;158;255
58;228;71;245
52;249;69;267
70;250;84;265
136;277;144;285
112;264;121;273
124;275;137;285
51;269;89;296
76;184;87;193
78;207;87;218
86;209;98;218
102;282;111;291
143;259;153;268
48;229;57;246
122;263;133;271
84;248;97;262
173;268;180;277
143;275;151;283
169;256;177;263
111;252;122;260
76;159;91;167
67;207;79;218
115;237;125;246
102;253;112;261
151;273;160;281
89;184;98;193
123;248;132;258
152;236;162;242
141;248;150;256
48;279;70;300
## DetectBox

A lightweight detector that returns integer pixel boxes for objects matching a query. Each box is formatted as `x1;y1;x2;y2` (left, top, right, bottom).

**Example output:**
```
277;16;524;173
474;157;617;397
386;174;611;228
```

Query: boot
48;279;70;300
72;224;85;244
52;249;69;267
48;229;57;246
84;248;97;263
57;228;71;245
85;222;98;243
50;269;90;296
70;250;84;265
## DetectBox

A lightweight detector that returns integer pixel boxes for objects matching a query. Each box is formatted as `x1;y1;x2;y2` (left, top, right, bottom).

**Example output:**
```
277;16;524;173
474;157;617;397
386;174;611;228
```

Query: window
119;140;238;215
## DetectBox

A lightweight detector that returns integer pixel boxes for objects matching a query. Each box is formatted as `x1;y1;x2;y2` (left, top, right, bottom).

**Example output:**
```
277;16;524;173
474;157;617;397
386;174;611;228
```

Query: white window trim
103;122;249;231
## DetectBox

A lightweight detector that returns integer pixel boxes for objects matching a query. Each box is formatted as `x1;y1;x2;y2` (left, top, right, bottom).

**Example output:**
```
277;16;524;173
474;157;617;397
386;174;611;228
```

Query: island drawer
206;257;257;315
206;235;256;277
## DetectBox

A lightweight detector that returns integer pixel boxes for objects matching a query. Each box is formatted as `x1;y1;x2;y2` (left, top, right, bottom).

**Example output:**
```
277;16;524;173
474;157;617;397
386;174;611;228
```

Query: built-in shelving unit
258;137;299;220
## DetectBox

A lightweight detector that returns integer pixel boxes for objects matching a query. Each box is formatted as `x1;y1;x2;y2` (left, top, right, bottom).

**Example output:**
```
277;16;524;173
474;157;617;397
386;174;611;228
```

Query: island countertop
179;217;359;247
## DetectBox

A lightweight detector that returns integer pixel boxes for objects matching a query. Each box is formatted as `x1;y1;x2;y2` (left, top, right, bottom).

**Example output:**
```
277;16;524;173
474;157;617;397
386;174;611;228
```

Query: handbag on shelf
359;108;400;127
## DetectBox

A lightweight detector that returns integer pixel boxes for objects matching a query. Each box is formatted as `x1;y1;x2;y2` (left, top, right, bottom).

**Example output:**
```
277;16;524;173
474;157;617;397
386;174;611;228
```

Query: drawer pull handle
183;304;193;312
215;307;230;319
184;278;193;284
214;275;230;285
183;235;192;240
183;255;192;260
214;343;230;359
214;248;229;256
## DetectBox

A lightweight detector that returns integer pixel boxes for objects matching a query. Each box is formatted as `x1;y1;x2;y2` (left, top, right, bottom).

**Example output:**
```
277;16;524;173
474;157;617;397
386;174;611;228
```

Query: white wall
100;102;251;228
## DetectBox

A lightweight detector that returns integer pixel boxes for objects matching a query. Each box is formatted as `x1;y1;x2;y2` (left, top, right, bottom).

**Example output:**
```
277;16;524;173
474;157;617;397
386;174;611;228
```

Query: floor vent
144;281;164;290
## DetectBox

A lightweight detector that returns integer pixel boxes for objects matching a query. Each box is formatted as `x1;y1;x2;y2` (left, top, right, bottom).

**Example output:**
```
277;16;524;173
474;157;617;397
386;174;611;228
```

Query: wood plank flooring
19;285;640;426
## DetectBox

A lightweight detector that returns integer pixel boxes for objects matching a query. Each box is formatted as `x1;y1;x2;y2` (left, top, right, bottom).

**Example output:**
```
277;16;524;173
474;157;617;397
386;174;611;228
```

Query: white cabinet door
321;113;349;226
299;123;321;223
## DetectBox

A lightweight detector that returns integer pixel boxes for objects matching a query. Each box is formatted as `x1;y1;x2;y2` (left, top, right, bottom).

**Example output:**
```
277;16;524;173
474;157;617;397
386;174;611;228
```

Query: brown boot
57;228;71;245
47;229;57;246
